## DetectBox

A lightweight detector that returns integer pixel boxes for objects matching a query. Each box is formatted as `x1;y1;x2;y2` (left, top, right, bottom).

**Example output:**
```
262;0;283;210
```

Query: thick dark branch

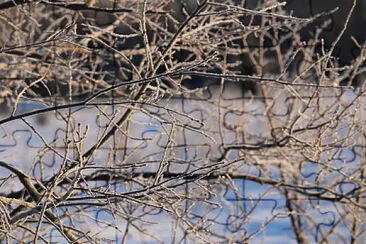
2;170;363;208
0;161;81;242
0;0;166;14
0;0;35;10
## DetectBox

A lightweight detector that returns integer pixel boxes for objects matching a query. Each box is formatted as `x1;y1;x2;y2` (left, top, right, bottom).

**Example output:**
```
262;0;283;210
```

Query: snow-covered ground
0;86;365;243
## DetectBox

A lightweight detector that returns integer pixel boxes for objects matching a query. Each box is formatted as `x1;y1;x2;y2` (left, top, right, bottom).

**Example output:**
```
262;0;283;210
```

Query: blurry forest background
0;0;365;243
